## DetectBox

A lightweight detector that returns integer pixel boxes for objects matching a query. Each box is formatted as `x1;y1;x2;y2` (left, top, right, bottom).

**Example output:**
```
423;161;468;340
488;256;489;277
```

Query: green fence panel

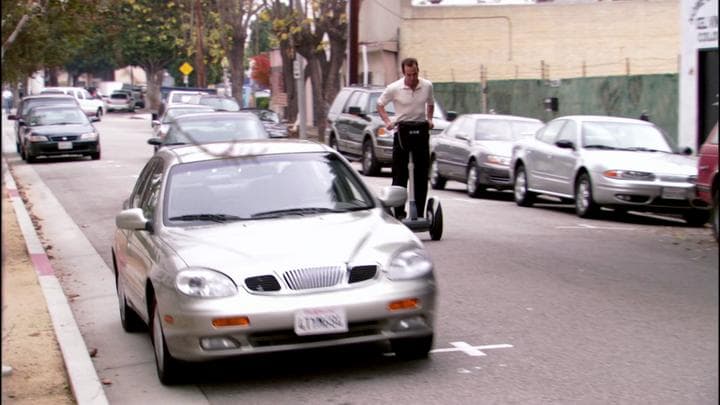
435;74;679;143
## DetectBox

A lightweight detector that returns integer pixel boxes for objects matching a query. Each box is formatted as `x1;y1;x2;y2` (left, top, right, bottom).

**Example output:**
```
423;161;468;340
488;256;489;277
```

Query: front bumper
593;175;709;212
157;277;437;362
477;164;512;188
27;140;99;157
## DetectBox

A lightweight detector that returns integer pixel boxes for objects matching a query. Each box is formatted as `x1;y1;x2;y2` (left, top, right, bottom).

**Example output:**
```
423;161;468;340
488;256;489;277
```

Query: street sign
179;62;193;76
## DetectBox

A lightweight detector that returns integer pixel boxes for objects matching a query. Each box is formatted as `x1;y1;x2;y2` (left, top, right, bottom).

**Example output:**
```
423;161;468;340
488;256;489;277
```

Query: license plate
661;187;686;200
57;141;73;150
294;307;348;336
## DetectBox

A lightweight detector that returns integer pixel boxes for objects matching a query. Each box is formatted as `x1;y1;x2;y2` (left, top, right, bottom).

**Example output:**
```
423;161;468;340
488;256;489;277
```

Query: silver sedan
510;115;710;224
112;140;437;384
429;114;542;197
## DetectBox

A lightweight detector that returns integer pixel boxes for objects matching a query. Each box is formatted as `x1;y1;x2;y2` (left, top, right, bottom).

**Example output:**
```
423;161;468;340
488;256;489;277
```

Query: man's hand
385;121;395;131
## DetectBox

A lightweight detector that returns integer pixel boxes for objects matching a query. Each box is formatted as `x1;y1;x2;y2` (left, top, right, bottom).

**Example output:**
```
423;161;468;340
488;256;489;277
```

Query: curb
1;158;109;405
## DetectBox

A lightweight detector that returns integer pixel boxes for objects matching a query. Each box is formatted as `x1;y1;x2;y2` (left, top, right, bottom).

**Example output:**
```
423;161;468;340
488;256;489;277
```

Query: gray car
429;114;543;197
112;140;437;384
510;115;710;224
326;85;457;176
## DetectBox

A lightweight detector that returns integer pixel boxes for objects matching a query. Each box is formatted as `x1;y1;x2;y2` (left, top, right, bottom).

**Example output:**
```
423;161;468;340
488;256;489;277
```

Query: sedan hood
582;150;698;175
163;209;418;276
29;124;93;135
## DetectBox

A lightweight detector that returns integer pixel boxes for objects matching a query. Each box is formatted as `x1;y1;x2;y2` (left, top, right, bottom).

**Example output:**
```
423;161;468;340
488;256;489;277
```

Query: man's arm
426;103;434;129
377;103;394;130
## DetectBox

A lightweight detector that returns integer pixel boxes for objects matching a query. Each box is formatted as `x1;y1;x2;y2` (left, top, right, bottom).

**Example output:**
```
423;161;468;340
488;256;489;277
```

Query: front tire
575;172;600;218
467;163;485;198
391;335;433;360
151;299;183;385
429;157;446;190
328;134;338;151
711;189;719;243
513;165;535;207
362;139;381;176
116;267;144;333
426;199;443;241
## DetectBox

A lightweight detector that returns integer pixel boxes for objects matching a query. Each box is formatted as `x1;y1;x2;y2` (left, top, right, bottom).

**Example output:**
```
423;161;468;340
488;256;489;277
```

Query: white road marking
555;223;636;230
431;341;514;356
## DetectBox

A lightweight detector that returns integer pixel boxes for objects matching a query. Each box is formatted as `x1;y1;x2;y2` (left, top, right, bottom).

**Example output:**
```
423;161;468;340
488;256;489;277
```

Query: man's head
401;57;419;88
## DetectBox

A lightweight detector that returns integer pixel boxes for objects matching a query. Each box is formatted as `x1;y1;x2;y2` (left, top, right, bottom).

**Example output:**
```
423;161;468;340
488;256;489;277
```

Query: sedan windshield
28;108;88;126
474;120;542;141
165;153;375;223
582;121;674;152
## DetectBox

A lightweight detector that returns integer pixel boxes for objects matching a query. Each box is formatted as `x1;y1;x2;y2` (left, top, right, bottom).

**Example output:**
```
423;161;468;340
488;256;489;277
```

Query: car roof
161;139;332;164
557;115;653;125
464;114;542;122
22;94;76;100
173;111;258;121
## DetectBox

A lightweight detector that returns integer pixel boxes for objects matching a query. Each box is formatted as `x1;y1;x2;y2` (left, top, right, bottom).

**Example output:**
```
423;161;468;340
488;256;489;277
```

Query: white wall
679;0;718;150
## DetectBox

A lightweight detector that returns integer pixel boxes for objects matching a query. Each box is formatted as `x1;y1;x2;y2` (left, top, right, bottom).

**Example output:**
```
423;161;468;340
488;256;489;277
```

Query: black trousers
392;121;430;218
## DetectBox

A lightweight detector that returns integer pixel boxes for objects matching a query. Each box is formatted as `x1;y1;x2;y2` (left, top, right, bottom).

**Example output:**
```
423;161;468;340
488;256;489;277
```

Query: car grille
657;174;692;183
48;135;80;141
247;320;382;347
244;265;378;292
283;266;345;290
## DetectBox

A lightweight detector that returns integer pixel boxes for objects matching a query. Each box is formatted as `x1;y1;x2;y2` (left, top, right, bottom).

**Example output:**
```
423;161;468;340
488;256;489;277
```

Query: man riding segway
377;57;443;240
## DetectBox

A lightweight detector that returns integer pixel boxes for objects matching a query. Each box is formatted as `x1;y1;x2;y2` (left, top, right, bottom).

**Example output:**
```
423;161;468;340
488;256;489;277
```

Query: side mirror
148;137;162;146
348;106;363;116
116;208;151;232
446;111;458;122
555;139;575;150
377;186;408;208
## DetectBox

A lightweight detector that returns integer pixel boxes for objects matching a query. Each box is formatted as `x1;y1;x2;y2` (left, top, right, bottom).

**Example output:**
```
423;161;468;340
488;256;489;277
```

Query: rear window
111;93;129;100
21;98;77;115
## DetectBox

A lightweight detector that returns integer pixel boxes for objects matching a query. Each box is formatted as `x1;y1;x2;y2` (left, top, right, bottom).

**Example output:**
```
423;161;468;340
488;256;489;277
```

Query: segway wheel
426;198;443;241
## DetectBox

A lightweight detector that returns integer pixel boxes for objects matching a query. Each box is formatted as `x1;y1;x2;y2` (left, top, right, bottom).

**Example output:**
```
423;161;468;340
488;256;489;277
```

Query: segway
396;123;443;241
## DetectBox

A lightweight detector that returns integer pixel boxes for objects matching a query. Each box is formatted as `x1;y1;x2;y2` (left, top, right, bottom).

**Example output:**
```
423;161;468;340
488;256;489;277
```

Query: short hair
401;58;419;74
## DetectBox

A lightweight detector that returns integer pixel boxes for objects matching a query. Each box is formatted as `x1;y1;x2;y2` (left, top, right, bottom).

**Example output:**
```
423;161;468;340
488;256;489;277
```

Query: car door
346;91;371;154
543;119;579;196
448;117;475;180
122;158;164;312
432;117;462;179
73;89;90;115
336;91;363;154
526;119;567;192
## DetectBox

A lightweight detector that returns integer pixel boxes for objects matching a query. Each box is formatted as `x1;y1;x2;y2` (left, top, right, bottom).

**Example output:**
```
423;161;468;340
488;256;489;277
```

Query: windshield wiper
168;213;244;223
251;207;338;219
621;147;667;153
583;144;620;150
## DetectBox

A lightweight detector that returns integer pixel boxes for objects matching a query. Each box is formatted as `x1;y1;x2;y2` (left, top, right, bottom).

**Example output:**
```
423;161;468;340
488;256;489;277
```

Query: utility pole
194;0;206;87
293;0;306;139
348;0;360;85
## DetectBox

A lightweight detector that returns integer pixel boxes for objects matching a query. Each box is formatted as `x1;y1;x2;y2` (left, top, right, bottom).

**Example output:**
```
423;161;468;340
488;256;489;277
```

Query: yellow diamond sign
179;62;193;76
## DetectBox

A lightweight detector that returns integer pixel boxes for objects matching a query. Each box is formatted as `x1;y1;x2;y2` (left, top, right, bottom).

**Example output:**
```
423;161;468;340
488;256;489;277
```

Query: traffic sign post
179;62;193;87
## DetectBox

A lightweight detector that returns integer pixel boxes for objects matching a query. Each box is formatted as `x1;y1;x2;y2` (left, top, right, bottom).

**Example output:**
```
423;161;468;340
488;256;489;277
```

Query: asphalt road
5;113;718;404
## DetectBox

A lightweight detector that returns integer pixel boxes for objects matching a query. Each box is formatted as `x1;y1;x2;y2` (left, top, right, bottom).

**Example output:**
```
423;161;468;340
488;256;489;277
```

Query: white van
40;87;106;119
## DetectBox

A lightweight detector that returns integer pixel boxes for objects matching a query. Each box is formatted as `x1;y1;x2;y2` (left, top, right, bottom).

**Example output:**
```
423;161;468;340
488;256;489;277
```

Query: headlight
603;170;655;181
176;268;237;298
80;132;98;140
386;248;433;280
376;127;390;137
29;134;49;142
486;154;510;166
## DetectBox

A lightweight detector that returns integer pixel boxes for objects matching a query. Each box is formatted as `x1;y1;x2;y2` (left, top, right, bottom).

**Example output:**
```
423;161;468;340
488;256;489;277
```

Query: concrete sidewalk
2;111;108;405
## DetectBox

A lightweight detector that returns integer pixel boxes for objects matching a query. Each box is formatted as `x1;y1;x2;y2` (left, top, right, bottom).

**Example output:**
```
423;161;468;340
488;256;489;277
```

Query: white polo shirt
377;77;434;123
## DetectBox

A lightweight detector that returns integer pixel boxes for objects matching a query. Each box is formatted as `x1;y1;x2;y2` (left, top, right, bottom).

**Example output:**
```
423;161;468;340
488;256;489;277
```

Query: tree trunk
229;43;245;107
143;65;164;112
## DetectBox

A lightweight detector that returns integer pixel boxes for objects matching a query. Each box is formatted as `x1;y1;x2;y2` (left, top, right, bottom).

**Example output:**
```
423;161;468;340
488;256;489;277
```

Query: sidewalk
2;112;108;404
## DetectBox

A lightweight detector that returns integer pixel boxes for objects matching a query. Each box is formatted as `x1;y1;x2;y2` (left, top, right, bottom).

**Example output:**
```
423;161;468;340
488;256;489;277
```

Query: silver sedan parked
111;140;437;384
429;114;543;197
510;115;710;224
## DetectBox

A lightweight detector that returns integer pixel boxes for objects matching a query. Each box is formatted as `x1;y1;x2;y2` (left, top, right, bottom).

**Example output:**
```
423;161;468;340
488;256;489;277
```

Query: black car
241;108;289;138
325;85;457;176
19;105;101;162
8;94;80;153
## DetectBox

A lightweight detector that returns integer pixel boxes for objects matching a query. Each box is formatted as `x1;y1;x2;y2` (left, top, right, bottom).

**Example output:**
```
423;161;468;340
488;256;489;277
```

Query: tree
251;53;270;88
214;0;263;106
103;0;188;111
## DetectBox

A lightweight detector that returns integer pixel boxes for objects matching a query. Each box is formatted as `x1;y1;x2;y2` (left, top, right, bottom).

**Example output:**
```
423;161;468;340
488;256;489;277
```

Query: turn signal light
212;316;250;328
388;298;419;311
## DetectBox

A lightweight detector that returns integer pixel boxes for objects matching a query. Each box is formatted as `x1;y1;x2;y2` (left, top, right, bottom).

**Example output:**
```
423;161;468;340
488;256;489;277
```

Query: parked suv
326;85;457;176
697;122;718;242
